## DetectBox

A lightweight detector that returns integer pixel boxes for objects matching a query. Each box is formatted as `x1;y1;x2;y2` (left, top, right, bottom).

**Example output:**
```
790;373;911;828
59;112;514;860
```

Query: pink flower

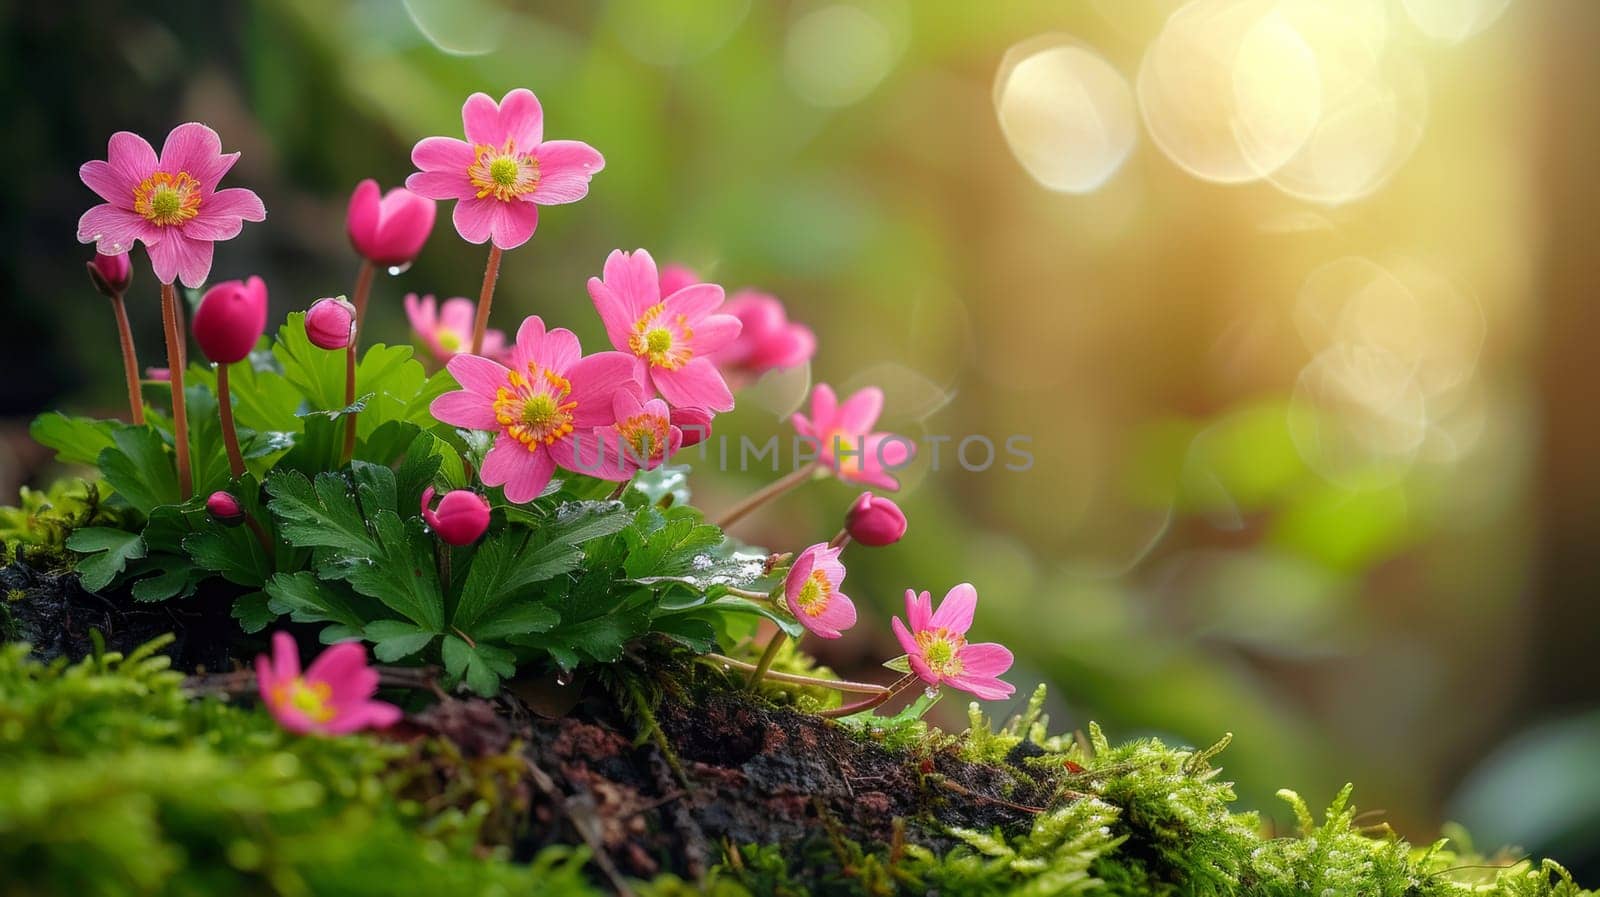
710;291;817;385
192;276;268;364
429;315;640;503
891;584;1015;701
671;406;714;448
783;543;857;639
406;88;604;250
404;293;508;364
87;251;133;297
77;123;266;288
578;392;683;479
255;631;402;736
791;384;914;490
206;490;246;527
845;492;907;546
145;367;171;382
420;487;491;546
658;264;701;298
347;179;436;267
587;249;742;412
306;297;355;350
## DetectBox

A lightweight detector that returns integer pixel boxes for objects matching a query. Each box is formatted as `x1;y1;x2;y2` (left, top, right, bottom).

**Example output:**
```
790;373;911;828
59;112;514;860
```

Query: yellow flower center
272;677;336;723
794;570;833;617
915;628;966;678
493;364;576;451
617;412;671;463
628;304;694;370
133;171;202;226
467;140;540;201
437;329;463;352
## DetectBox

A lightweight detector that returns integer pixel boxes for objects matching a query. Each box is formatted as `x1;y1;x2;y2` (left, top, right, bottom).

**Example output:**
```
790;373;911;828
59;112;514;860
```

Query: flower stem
471;244;503;355
244;514;274;558
160;282;192;500
828;528;851;550
723;586;773;602
746;630;788;690
107;291;144;425
341;260;375;465
216;363;245;479
816;673;919;719
715;462;819;529
702;653;888;694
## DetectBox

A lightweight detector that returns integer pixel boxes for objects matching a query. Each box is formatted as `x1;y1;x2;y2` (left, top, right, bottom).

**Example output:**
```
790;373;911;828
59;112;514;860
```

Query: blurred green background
3;0;1597;876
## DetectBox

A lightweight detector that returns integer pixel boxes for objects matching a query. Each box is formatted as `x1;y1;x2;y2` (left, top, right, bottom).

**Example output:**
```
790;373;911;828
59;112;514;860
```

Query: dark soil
1;560;239;670
405;684;1055;888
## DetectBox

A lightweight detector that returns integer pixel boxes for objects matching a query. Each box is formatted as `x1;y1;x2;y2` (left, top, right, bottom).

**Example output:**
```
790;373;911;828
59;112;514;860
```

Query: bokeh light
993;37;1138;194
1401;0;1514;44
783;3;901;108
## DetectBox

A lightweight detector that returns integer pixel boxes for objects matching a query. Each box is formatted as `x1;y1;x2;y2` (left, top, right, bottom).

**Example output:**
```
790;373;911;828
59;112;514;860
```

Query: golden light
1400;0;1514;44
784;4;898;108
993;38;1138;194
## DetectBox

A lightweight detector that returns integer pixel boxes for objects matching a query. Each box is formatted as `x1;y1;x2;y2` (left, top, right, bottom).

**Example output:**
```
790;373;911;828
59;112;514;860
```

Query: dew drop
386;262;413;276
924;686;940;700
554;671;572;687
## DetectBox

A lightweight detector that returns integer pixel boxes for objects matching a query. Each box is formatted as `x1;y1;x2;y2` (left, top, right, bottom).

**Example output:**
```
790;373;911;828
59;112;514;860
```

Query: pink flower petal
451;196;497;244
810;384;838;430
159;123;237;190
184;187;266;241
513;319;581;375
347;179;381;246
946;674;1015;701
567;351;643;428
686;312;742;356
443;352;512;398
80;159;134;208
807;592;857;639
603;249;660;319
439;297;474;332
658;265;700;297
783;549;818;607
491;199;539;250
305;641;371;692
411;136;475;172
661;282;726;322
652;357;734;412
147;230;216;288
930;583;977;636
956;642;1015;680
531;140;604;204
835;387;884;437
463;88;544;148
406;169;476;201
481;435;557;504
324;701;403;734
891;615;920;658
272;631;301;680
77;204;156;255
103;130;159;192
588;278;637;356
906;589;933;632
430;389;499;430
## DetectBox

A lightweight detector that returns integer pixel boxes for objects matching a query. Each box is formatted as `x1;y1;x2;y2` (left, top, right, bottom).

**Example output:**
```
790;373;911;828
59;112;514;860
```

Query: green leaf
266;470;445;631
99;427;179;514
441;635;515;695
470;602;560;640
264;571;381;631
127;556;200;602
363;619;437;662
232;590;276;633
30;413;119;466
882;653;913;674
453;531;578;634
183;528;273;588
66;527;147;591
274;312;347;409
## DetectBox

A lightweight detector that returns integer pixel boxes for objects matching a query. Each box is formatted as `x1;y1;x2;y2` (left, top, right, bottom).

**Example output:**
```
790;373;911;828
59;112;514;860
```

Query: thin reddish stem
702;653;889;695
715;462;819;529
108;292;144;425
341;260;375;465
816;673;919;719
471;244;503;355
160;283;192;500
217;363;245;478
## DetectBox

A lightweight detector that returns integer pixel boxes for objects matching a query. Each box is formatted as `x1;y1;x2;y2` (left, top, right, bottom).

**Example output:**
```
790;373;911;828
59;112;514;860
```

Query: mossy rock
0;637;1591;897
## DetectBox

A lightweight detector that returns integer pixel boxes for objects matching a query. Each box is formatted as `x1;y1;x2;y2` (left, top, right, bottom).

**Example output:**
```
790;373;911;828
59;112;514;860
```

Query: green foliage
0;639;604;897
0;479;122;563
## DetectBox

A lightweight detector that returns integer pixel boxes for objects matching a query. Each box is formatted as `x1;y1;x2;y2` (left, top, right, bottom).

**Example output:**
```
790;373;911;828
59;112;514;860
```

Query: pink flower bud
347;179;436;268
206;490;246;526
671;406;714;448
306;297;356;350
421;487;490;546
844;491;906;547
192;276;268;364
145;367;171;382
86;251;133;298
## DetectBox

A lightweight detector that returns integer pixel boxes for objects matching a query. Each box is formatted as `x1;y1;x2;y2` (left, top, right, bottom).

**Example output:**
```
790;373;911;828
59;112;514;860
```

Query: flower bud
86;251;133;298
421;487;490;546
844;491;906;547
306;297;356;350
192;276;268;364
206;491;246;527
347;179;436;268
145;367;171;382
671;406;714;448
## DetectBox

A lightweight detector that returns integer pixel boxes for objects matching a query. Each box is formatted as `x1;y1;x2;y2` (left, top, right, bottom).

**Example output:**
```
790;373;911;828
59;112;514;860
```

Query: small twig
932;776;1046;815
184;664;442;695
700;653;889;694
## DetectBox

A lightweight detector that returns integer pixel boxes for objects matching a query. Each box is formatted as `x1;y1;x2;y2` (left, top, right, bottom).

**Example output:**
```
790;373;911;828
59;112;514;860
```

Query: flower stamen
467;140;541;201
272;677;336;724
915;628;966;678
133;171;202;226
493;364;576;450
628;303;694;370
